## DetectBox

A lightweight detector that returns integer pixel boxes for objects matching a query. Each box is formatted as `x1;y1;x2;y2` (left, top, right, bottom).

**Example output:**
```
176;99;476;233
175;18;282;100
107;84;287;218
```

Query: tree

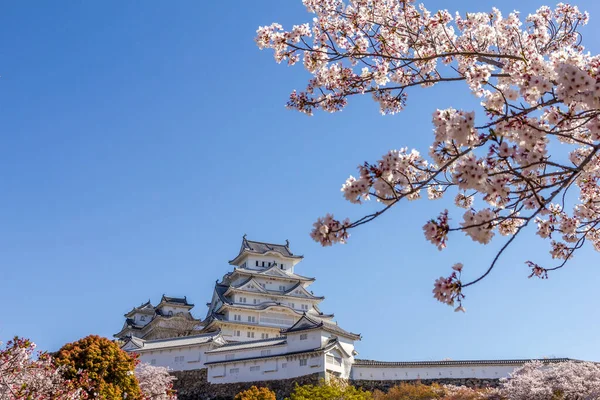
135;363;177;400
499;360;600;399
286;381;372;400
234;385;276;400
54;335;142;399
256;0;600;308
0;337;87;399
372;382;444;400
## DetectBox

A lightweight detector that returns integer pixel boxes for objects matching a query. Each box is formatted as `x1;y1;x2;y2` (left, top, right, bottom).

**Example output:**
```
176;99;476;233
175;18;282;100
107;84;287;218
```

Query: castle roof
206;337;287;353
227;265;315;282
204;336;349;366
158;295;194;308
353;358;579;367
122;331;223;351
124;300;155;317
224;277;324;300
282;314;361;341
229;236;303;264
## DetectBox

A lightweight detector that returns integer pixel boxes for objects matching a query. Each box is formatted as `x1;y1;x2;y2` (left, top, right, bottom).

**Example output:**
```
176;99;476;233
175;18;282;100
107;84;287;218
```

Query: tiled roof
124;332;222;351
283;314;361;340
353;358;578;367
160;295;194;307
205;336;346;366
229;266;315;282
206;337;287;353
229;236;303;263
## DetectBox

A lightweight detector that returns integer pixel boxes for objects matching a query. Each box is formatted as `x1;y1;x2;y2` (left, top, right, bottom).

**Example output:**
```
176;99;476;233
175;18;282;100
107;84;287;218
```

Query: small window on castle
261;333;269;339
226;354;235;360
299;334;307;340
261;350;271;356
279;285;285;291
140;316;146;321
168;311;173;316
230;368;239;374
256;261;259;267
234;330;241;337
289;303;295;309
282;363;287;368
250;366;260;372
262;261;265;267
247;331;255;338
280;264;285;269
268;262;272;267
254;299;258;304
299;359;307;366
241;262;247;268
150;359;156;365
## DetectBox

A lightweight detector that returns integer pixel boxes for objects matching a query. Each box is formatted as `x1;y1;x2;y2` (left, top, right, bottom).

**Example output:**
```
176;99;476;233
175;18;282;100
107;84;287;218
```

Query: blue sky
1;0;600;362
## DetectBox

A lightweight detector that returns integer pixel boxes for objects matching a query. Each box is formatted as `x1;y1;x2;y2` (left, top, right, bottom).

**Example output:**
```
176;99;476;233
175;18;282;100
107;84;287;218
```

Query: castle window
150;359;156;365
261;333;269;339
247;331;255;338
241;262;247;268
279;285;285;291
262;261;265;267
248;316;256;323
168;311;173;316
253;299;258;304
280;264;285;269
234;330;241;337
239;297;247;303
234;314;241;321
256;261;259;267
226;354;235;360
289;303;295;309
261;350;271;356
140;316;146;321
300;334;307;340
301;304;309;310
250;366;260;372
281;363;287;369
299;359;307;366
268;262;271;267
230;368;239;374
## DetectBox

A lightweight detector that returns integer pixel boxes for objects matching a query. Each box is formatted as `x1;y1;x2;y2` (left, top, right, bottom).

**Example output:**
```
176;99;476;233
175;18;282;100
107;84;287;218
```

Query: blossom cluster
0;337;88;399
135;363;177;400
257;0;600;307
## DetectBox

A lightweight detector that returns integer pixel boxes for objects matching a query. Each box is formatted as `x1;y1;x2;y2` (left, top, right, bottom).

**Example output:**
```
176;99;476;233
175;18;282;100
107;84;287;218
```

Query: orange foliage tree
54;335;142;399
234;385;277;400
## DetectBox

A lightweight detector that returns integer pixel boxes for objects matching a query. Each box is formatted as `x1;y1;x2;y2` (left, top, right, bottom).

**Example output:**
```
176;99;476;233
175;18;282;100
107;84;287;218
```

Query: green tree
54;335;142;399
234;385;277;400
286;381;372;400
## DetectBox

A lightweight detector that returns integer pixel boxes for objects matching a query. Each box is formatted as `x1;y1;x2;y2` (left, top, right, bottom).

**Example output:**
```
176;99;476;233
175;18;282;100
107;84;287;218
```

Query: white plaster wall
350;364;519;381
207;353;325;384
286;330;322;352
133;343;214;371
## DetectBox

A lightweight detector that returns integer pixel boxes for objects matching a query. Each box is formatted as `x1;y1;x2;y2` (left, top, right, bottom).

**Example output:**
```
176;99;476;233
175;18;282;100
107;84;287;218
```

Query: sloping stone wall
171;369;500;400
171;369;322;400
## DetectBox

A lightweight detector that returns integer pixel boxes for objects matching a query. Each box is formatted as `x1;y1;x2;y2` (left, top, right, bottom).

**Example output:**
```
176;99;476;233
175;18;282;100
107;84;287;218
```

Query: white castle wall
351;363;517;381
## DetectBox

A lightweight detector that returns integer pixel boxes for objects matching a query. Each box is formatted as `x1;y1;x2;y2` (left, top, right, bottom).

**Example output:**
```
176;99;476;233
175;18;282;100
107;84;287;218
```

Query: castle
118;237;574;384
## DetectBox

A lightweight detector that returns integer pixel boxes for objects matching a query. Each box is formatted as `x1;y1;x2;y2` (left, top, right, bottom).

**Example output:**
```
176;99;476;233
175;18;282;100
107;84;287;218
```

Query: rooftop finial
285;239;289;247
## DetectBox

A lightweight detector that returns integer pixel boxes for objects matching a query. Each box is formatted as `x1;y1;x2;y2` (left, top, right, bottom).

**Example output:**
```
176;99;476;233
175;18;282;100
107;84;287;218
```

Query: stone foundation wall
171;369;500;400
171;369;322;400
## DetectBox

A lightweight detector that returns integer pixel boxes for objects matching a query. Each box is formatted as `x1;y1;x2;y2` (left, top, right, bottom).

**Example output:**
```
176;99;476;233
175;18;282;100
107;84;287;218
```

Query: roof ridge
139;332;220;344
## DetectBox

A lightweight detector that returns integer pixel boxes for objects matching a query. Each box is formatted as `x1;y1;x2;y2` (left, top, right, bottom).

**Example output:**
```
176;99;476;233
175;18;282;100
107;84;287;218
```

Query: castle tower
202;236;334;341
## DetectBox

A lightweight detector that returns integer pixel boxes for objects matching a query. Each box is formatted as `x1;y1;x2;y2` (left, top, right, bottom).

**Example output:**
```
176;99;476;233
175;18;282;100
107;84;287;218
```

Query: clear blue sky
1;0;600;362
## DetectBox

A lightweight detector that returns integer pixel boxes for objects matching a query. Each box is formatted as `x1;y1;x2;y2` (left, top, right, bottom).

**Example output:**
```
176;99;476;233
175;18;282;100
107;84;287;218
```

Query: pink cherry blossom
258;1;600;308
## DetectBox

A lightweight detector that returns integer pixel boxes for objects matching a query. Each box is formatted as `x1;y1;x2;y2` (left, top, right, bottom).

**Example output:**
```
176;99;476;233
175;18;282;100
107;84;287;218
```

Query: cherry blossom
257;0;600;308
500;360;600;399
0;337;87;399
135;363;177;400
